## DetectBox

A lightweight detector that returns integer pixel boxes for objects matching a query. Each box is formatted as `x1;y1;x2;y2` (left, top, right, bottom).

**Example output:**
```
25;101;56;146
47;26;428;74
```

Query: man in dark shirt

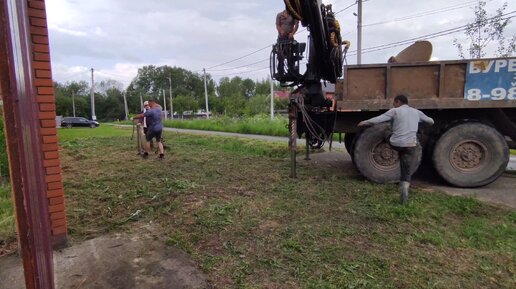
133;99;164;159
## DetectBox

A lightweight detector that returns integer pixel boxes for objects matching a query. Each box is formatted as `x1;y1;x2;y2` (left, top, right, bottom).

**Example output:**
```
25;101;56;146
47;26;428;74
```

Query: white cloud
46;0;516;86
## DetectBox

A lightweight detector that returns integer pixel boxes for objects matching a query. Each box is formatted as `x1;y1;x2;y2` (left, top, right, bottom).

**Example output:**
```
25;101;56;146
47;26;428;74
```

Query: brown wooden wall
28;0;67;248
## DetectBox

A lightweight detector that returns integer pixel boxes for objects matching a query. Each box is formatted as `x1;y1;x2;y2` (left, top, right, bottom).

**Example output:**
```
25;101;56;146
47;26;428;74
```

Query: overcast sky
45;0;516;88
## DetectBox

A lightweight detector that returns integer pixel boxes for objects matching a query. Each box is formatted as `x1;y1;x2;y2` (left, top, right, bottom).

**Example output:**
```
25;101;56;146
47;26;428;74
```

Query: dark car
61;117;99;128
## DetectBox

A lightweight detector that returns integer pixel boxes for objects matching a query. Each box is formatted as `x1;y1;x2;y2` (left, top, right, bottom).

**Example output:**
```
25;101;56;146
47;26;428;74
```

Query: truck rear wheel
353;123;422;183
432;122;509;187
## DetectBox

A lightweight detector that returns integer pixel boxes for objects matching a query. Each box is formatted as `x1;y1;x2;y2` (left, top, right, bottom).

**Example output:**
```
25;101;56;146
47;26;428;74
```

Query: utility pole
270;74;274;119
203;68;210;119
123;91;128;120
139;94;143;111
72;90;76;117
90;68;96;120
357;0;363;65
168;75;173;119
162;89;167;120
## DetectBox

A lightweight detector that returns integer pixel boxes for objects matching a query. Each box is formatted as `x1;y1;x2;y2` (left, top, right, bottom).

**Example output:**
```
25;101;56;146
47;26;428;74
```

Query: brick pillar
28;0;68;248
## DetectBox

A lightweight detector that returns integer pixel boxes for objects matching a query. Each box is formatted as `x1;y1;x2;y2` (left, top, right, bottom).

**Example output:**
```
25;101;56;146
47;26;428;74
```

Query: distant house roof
274;90;290;100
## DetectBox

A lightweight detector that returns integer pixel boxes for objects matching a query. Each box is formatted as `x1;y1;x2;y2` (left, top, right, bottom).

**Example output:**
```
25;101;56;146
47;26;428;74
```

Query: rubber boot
400;181;410;205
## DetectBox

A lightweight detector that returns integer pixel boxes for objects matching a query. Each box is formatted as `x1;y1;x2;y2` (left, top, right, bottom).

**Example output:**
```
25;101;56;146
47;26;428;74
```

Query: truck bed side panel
336;59;516;111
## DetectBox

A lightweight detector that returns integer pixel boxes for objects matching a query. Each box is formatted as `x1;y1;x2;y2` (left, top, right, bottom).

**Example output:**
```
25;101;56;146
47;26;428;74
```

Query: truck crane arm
271;0;349;88
271;1;351;177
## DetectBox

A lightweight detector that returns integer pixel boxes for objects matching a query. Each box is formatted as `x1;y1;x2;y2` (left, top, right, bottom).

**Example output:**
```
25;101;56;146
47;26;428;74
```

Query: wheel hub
451;141;486;170
371;142;398;169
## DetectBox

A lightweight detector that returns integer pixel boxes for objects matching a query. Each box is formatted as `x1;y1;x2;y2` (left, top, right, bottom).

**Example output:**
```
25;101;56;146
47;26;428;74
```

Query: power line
205;45;271;70
335;1;358;15
347;12;515;56
205;1;510;76
204;0;357;72
210;66;269;77
362;0;489;28
206;58;269;72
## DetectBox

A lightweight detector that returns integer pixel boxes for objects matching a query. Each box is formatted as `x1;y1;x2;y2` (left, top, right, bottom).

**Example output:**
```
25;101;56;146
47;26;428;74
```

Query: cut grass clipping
2;125;515;289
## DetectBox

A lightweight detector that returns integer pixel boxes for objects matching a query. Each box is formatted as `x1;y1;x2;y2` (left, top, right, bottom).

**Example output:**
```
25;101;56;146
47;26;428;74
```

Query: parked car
61;117;99;128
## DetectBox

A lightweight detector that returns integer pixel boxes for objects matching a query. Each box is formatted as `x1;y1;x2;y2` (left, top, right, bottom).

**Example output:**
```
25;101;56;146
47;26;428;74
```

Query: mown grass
2;126;515;288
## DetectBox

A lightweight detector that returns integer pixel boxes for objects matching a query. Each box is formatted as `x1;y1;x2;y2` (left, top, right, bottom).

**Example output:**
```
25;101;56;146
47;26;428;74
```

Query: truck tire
432;122;509;187
344;133;355;156
353;123;422;183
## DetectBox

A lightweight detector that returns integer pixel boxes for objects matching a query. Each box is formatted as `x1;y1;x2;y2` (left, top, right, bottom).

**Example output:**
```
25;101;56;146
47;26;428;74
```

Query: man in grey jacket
358;95;434;204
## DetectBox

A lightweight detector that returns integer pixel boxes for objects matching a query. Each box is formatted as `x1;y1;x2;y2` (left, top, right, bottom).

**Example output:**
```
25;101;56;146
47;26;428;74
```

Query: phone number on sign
465;87;516;101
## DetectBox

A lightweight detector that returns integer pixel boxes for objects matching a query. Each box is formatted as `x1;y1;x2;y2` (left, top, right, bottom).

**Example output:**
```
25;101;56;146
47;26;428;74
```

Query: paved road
508;156;516;171
158;127;516;209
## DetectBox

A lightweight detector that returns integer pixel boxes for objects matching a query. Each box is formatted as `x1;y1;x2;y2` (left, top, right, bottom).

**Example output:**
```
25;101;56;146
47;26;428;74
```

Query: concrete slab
0;232;208;289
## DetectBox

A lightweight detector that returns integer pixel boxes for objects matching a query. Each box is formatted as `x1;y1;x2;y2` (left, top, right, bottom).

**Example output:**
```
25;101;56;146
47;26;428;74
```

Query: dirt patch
0;227;208;289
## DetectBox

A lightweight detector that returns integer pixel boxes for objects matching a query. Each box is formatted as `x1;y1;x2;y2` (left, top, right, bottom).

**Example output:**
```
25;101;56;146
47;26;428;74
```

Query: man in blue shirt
358;95;434;204
133;99;164;159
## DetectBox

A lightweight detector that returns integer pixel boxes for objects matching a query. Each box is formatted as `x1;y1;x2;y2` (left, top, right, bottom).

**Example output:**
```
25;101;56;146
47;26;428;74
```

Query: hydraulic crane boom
271;0;350;177
271;0;348;88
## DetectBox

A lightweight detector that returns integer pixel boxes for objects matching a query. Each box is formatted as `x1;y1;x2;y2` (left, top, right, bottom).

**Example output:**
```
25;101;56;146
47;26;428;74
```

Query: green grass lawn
0;184;15;252
1;125;515;288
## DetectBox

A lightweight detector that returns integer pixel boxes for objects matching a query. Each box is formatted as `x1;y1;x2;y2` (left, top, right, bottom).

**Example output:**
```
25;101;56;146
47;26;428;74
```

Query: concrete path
508;156;516;171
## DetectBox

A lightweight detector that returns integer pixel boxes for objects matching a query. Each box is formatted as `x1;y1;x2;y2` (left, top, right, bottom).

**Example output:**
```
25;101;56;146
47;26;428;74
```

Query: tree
95;86;126;121
245;94;269;115
173;95;199;115
454;1;516;58
96;79;123;96
54;81;90;117
242;78;256;99
127;65;216;115
217;77;248;116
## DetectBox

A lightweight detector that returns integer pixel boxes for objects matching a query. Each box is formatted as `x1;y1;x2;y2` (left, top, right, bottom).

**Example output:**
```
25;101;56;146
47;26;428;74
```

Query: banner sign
464;58;516;101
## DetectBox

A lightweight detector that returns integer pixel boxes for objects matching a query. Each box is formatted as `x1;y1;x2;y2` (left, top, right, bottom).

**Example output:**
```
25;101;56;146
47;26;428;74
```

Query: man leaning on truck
358;95;434;204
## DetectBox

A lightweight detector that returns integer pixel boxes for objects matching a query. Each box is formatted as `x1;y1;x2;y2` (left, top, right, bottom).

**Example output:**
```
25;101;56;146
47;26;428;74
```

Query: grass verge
0;183;15;254
2;126;515;288
163;115;289;137
120;115;289;137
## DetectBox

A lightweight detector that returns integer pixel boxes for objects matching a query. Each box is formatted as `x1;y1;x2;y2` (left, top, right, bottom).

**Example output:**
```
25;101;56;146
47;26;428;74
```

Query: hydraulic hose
284;0;304;21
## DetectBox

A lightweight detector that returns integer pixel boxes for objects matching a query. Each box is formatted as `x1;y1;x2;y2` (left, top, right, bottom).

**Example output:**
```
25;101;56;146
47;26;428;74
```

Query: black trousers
392;146;417;182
